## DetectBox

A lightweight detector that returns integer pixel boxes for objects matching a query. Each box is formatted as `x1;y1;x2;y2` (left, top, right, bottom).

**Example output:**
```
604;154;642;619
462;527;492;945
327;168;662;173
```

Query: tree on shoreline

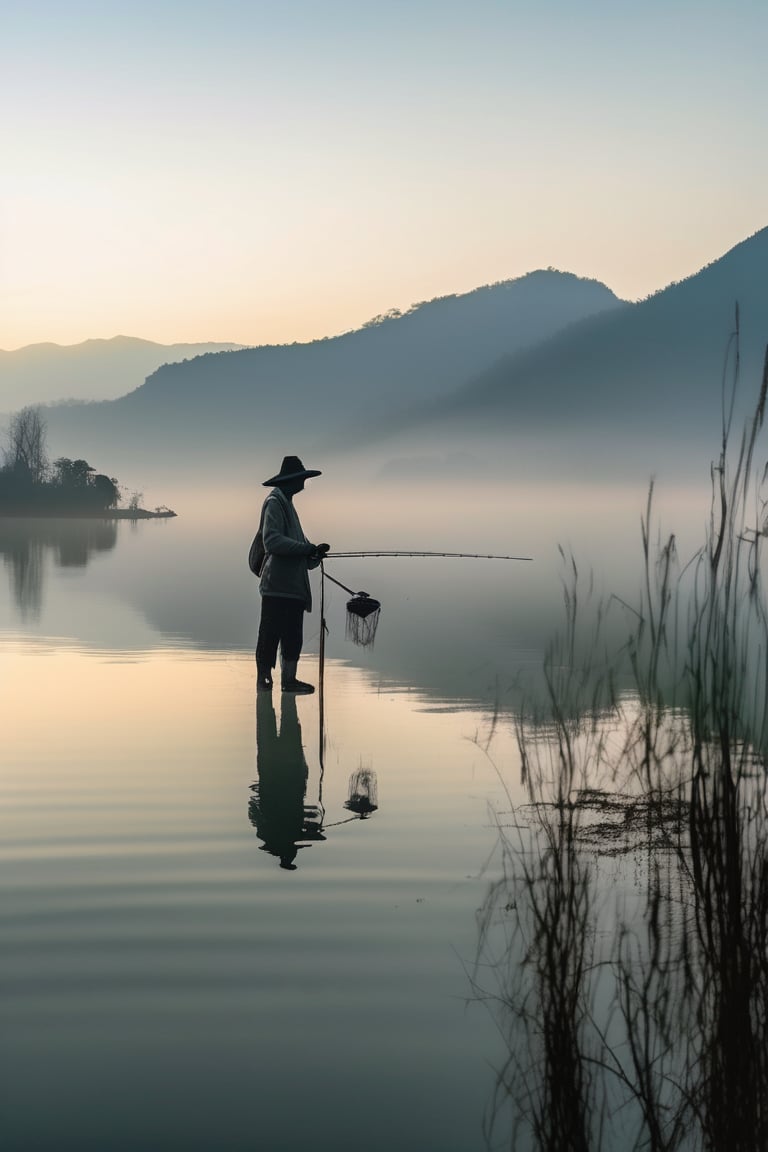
0;407;121;514
4;406;48;484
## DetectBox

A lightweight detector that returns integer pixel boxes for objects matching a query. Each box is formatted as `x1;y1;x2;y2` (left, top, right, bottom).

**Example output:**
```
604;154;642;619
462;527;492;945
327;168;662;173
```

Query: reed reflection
0;518;117;616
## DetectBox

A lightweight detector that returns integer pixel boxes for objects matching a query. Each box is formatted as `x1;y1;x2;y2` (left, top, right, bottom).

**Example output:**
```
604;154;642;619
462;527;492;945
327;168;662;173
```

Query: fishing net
345;592;381;648
344;767;378;816
321;566;381;647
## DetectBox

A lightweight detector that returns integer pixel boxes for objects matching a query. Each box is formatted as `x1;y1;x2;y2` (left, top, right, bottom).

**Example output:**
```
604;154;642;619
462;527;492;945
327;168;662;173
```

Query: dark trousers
256;596;305;668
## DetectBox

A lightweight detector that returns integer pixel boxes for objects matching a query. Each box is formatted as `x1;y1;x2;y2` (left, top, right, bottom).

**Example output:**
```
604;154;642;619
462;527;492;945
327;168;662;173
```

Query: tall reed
476;319;768;1151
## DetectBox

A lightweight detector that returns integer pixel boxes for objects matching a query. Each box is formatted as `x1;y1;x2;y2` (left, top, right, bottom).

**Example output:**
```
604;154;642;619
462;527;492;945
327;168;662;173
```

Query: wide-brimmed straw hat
263;455;322;487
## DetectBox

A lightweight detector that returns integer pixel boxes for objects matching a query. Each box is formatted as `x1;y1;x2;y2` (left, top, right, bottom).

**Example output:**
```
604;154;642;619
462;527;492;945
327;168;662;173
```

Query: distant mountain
386;227;768;449
41;272;623;472
0;335;244;409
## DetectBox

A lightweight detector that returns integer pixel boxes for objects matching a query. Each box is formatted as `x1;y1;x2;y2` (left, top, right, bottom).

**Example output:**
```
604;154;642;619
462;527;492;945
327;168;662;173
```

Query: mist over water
0;473;713;699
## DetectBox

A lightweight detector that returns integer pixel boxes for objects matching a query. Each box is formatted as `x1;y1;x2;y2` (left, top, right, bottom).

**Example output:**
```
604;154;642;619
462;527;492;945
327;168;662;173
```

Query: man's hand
316;543;331;556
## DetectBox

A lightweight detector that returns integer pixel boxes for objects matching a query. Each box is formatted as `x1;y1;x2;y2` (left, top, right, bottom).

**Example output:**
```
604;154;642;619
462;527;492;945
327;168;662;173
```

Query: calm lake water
0;479;718;1151
1;508;537;1152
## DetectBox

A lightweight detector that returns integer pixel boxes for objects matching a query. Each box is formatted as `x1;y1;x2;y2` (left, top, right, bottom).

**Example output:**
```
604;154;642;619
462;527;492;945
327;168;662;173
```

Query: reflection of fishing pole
316;561;377;786
318;563;328;785
317;573;378;832
316;553;522;831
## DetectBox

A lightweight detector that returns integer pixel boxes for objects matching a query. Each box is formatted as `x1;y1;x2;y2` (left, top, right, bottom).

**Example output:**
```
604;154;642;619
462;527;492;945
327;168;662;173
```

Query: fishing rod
319;550;531;650
327;550;533;561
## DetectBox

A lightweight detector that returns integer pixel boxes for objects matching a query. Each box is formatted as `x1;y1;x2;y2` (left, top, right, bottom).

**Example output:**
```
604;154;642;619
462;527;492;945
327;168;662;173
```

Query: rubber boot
256;662;273;693
281;658;314;694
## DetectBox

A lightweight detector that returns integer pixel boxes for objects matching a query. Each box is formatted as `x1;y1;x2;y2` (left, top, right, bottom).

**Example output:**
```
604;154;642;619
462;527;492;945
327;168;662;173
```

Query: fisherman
255;455;329;694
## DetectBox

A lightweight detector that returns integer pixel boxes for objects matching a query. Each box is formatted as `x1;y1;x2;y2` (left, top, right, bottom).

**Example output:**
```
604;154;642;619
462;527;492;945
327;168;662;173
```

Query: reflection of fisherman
249;693;325;870
255;456;329;695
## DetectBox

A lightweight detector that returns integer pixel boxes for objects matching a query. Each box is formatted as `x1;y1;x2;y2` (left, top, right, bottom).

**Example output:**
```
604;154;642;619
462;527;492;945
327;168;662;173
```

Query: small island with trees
0;406;176;519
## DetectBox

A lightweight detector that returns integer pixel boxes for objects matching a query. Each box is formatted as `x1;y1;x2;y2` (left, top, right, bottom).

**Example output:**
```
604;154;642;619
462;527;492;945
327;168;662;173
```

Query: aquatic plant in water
476;317;768;1151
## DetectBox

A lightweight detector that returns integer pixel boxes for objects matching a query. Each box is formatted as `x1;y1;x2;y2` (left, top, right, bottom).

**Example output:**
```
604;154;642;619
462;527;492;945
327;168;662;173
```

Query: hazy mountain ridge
400;226;768;443
41;271;623;470
125;269;621;413
0;335;244;409
28;227;768;490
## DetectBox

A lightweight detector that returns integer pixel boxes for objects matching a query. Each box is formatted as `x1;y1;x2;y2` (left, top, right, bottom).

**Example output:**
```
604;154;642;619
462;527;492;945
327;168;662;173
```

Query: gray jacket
258;487;320;611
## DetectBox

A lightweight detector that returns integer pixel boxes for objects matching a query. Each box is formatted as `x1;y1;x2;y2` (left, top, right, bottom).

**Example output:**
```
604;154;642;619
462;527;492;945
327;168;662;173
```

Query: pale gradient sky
2;0;766;349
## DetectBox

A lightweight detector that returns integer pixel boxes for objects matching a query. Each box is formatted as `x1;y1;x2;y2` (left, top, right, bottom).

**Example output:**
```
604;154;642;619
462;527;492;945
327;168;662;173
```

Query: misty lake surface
1;509;530;1152
0;486;711;1151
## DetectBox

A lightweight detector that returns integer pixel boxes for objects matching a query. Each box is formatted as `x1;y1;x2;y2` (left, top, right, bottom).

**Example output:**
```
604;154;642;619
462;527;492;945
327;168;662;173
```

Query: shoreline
0;508;177;520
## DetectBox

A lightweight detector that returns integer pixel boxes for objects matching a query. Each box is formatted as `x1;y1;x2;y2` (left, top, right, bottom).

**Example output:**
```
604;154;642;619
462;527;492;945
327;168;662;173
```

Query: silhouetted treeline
0;458;120;515
0;406;120;515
